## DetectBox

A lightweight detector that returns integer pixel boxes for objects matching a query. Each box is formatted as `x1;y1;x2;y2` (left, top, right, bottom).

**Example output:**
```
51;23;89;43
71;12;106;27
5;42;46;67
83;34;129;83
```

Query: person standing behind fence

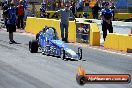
58;0;61;10
101;1;106;9
22;0;27;9
70;2;77;17
100;2;113;41
40;3;46;18
56;4;75;43
6;2;17;44
110;2;116;21
84;0;90;11
2;2;9;29
16;0;24;29
92;2;101;19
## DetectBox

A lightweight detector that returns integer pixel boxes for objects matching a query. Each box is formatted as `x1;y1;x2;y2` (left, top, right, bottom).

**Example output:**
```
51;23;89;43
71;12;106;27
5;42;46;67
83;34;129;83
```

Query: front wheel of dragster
29;40;38;53
60;47;65;60
45;46;50;56
42;46;46;55
78;47;82;60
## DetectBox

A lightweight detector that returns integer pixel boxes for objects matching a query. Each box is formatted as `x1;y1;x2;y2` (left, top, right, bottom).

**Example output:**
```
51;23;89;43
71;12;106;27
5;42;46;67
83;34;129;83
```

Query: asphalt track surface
0;29;132;88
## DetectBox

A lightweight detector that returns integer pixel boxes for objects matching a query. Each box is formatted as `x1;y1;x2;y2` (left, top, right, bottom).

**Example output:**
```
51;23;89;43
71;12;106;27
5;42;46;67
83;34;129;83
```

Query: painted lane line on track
88;47;132;58
70;43;132;58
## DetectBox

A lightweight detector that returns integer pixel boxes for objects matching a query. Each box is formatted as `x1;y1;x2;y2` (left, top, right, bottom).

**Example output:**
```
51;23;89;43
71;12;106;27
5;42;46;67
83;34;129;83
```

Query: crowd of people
2;0;25;44
39;0;116;19
0;0;116;44
54;1;115;42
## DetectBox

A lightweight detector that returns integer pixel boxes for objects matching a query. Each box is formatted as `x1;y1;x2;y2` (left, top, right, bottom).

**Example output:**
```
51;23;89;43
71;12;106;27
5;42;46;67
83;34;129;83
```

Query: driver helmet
46;28;55;39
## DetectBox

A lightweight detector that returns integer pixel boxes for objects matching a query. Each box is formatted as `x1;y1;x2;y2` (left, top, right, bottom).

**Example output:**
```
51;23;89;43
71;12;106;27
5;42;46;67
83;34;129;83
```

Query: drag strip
0;29;131;88
0;61;52;88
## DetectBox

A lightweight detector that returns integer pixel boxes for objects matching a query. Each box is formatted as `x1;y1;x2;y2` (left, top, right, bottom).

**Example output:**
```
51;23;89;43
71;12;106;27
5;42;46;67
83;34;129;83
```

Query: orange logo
130;14;132;18
76;66;131;85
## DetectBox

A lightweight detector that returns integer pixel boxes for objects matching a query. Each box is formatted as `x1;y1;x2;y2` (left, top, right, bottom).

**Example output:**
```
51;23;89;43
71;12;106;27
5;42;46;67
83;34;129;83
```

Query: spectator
52;1;56;10
100;2;113;41
101;1;106;9
16;0;24;29
109;0;112;6
24;5;32;20
40;2;46;18
84;0;90;11
1;1;6;8
56;3;75;43
110;2;116;21
2;2;9;29
76;1;80;10
76;1;84;12
70;2;77;17
6;2;17;44
22;0;27;9
58;0;61;10
92;2;101;19
83;13;89;18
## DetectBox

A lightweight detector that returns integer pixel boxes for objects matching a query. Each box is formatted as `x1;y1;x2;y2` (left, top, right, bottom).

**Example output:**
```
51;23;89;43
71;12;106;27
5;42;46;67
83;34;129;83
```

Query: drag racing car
29;26;82;60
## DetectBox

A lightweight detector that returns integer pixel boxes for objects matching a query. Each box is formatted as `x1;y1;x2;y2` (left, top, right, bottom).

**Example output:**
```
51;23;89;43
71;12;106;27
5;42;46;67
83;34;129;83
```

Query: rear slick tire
29;40;38;53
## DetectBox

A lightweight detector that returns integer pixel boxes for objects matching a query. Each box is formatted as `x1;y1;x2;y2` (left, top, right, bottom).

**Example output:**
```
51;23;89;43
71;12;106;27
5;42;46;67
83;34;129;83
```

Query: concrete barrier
104;33;119;50
104;33;132;52
118;34;132;51
52;19;61;39
25;17;76;42
68;21;76;42
89;23;100;46
25;17;38;34
115;13;132;20
25;17;100;45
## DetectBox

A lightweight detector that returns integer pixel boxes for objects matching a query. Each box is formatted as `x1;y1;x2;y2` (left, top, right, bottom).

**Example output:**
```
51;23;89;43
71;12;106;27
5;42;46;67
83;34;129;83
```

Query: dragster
29;26;82;60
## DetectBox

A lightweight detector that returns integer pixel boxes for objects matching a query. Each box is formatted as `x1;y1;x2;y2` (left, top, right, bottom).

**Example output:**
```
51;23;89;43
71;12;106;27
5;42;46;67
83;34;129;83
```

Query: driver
45;28;56;40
